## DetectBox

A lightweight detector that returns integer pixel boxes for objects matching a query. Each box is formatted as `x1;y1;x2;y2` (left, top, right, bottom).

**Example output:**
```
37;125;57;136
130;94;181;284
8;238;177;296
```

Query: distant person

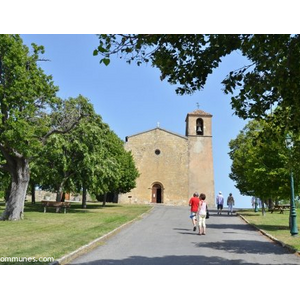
227;193;235;215
189;192;200;231
197;193;207;235
216;191;224;215
257;198;262;208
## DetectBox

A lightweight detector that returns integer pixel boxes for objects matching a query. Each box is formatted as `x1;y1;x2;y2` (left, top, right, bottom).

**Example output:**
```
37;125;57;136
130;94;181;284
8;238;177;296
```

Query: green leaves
95;34;300;133
100;58;110;66
33;106;139;197
0;35;139;202
0;34;58;158
95;34;242;95
229;116;300;201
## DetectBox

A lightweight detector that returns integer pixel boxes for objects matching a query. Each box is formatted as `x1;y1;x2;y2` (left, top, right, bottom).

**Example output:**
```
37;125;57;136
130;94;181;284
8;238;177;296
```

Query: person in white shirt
216;191;224;215
197;193;207;235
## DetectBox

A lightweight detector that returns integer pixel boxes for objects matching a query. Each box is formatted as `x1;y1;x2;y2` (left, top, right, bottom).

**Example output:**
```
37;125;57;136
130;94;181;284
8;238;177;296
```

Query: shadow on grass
0;201;118;214
253;224;290;231
237;213;262;217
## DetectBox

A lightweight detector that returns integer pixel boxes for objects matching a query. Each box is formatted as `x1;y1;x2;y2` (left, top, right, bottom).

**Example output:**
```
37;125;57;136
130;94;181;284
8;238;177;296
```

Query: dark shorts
190;212;197;219
217;204;223;210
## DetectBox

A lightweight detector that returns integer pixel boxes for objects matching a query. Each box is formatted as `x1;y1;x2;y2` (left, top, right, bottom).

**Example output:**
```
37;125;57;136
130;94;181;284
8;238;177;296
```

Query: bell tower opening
185;109;212;137
196;118;204;135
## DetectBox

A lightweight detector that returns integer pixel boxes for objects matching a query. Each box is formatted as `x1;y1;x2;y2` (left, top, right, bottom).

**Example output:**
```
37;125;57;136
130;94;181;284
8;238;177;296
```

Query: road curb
237;213;300;257
50;206;154;265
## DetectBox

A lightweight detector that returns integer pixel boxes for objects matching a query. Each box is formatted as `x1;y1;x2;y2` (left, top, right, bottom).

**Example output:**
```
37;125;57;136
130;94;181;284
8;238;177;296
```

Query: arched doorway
151;183;163;203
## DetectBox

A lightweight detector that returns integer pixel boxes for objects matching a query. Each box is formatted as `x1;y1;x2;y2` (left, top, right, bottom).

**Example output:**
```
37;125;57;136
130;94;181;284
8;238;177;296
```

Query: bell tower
185;110;215;206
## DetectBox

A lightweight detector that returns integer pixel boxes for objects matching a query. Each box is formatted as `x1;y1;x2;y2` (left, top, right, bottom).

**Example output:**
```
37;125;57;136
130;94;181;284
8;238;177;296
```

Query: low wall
25;190;92;202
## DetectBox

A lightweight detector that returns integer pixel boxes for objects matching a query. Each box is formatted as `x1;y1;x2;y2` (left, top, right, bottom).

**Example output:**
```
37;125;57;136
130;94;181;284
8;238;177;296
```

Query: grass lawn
0;201;151;264
238;208;300;252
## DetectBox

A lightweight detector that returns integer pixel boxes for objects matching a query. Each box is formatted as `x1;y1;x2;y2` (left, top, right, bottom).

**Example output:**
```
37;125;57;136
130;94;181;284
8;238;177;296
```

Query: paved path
70;205;300;265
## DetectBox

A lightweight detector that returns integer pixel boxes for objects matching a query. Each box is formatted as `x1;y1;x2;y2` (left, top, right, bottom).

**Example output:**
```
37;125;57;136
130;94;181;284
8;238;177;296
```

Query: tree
64;113;138;208
228;117;300;207
33;108;139;208
95;34;300;131
87;124;139;206
0;35;89;220
31;97;100;201
0;35;56;220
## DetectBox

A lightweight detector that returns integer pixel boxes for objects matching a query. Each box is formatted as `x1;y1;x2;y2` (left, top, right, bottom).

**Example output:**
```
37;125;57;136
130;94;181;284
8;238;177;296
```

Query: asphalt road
69;205;300;265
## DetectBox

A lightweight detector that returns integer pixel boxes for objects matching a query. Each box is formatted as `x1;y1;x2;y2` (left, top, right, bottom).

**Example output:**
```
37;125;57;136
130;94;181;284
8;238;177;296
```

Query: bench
41;200;71;213
270;204;290;214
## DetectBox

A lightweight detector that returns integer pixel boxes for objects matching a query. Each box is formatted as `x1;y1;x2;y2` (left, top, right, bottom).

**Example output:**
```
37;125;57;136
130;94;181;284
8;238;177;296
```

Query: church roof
187;109;213;117
125;127;187;141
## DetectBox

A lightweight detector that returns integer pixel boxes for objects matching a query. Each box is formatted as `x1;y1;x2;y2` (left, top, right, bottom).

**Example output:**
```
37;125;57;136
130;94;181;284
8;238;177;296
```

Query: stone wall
186;111;215;207
25;191;88;202
119;128;189;205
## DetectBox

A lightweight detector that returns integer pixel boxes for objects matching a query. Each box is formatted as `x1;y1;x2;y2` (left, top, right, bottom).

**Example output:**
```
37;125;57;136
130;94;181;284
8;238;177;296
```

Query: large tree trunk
82;185;87;209
55;176;70;203
1;157;30;221
31;182;36;204
102;193;107;207
4;181;12;203
56;183;64;202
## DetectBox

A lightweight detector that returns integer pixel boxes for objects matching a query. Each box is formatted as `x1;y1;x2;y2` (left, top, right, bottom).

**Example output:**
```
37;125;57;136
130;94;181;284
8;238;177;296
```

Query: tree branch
0;143;23;160
40;114;86;145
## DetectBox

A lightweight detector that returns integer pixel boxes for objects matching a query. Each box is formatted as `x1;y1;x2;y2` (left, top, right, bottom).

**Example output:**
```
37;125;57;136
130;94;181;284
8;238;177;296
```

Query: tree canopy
0;34;139;220
95;34;300;131
229;115;300;202
33;106;139;206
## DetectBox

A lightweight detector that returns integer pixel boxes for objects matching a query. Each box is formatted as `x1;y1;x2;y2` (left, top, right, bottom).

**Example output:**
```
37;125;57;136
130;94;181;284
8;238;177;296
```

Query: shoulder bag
206;205;210;219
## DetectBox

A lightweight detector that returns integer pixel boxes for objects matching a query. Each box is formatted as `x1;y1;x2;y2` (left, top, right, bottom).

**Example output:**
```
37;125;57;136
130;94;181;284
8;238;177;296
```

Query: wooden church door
152;183;162;203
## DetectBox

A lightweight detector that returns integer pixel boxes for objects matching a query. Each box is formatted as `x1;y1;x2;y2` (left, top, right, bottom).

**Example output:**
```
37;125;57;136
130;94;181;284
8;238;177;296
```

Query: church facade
118;110;215;207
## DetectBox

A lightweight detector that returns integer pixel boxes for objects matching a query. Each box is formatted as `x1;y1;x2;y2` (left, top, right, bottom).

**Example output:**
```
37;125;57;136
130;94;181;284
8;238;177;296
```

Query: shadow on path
73;254;257;265
193;239;293;255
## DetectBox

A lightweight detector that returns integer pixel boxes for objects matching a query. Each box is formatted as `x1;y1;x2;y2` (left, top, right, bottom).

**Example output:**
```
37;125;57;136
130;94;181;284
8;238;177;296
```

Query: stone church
118;109;215;207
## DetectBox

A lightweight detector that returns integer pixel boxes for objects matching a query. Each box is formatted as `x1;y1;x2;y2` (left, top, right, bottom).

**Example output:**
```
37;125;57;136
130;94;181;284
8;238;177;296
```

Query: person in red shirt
189;192;200;231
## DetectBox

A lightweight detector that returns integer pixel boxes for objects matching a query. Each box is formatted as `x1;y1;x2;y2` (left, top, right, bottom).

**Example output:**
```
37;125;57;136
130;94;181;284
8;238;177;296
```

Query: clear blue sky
21;34;252;208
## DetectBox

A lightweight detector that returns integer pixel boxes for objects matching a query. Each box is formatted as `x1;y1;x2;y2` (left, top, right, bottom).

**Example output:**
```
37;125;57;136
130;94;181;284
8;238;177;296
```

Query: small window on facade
155;149;161;155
